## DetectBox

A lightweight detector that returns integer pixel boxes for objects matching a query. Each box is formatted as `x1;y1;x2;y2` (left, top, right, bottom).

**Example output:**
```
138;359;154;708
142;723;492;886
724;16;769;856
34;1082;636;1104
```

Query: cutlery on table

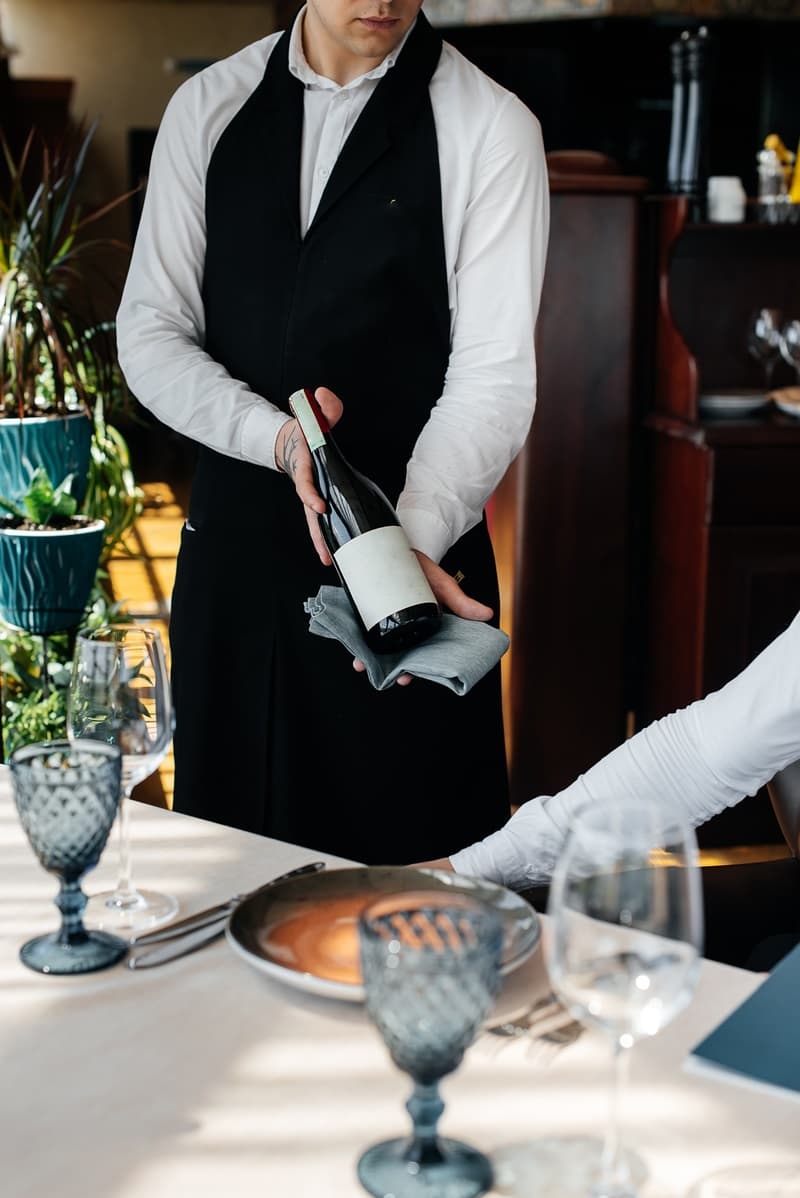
126;860;326;969
127;919;232;969
128;860;326;946
480;990;585;1062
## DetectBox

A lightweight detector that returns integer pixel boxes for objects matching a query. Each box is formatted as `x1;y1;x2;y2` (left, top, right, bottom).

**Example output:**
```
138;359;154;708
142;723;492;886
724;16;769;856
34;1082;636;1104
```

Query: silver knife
127;919;230;970
126;860;327;970
127;860;326;947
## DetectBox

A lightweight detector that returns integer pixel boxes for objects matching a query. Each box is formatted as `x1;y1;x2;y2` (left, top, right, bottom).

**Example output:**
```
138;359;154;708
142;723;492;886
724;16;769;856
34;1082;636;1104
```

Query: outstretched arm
445;610;800;889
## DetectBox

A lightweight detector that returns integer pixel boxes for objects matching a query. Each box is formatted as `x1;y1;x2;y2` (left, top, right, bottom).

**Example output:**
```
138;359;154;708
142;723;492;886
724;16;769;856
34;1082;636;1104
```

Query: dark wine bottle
289;388;441;654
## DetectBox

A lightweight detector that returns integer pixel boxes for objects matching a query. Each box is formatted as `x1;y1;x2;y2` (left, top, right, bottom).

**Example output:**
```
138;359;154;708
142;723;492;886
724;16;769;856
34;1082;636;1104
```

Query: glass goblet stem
593;1039;635;1198
55;878;91;946
110;784;139;907
405;1081;446;1166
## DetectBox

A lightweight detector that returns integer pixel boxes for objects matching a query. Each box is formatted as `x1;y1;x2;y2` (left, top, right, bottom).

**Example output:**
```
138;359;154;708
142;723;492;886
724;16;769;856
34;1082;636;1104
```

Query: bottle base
367;612;442;656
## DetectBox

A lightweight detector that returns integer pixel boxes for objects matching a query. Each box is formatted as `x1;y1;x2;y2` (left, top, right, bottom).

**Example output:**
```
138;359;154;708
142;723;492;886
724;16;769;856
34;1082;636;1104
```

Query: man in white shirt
116;0;549;861
421;610;800;968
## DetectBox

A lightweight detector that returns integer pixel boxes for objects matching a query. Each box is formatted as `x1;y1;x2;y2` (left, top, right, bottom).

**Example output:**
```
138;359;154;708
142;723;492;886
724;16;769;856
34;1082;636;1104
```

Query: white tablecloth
2;765;799;1198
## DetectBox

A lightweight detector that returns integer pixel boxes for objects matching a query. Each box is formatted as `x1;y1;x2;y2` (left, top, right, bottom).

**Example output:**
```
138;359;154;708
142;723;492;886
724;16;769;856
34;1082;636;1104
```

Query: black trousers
521;857;800;973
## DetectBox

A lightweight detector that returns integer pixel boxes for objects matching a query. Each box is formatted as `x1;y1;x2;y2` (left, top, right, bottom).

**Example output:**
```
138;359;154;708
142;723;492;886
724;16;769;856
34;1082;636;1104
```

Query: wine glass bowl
67;623;177;933
357;891;504;1198
747;307;784;391
10;740;127;974
779;319;800;383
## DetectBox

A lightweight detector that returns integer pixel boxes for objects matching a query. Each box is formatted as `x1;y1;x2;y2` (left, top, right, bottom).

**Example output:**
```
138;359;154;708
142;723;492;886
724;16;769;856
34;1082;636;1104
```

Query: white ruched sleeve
450;610;800;889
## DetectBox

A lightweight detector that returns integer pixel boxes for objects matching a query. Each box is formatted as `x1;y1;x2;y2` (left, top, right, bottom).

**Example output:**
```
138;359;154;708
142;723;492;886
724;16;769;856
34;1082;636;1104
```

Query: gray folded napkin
304;585;510;695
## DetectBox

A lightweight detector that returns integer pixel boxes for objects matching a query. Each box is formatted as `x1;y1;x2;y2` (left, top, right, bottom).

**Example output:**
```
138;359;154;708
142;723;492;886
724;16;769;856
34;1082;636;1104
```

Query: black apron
170;15;511;863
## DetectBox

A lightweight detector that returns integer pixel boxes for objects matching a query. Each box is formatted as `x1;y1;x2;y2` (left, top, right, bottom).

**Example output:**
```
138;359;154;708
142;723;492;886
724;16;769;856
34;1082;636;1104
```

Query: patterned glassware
10;740;127;974
357;891;504;1198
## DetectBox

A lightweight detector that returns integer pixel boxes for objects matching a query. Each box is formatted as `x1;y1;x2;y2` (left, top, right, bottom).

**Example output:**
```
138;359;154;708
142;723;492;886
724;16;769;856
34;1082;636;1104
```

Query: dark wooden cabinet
494;159;648;807
643;197;800;846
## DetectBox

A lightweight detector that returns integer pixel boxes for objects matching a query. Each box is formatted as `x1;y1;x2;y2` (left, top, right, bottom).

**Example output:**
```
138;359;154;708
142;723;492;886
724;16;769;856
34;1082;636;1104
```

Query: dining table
2;763;800;1198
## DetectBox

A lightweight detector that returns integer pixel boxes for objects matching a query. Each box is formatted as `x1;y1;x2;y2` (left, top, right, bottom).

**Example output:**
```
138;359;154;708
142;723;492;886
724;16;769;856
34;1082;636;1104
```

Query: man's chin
350;22;408;54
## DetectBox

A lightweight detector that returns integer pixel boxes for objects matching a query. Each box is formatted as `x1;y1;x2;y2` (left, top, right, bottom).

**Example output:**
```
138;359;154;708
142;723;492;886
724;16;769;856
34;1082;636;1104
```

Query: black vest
193;15;450;529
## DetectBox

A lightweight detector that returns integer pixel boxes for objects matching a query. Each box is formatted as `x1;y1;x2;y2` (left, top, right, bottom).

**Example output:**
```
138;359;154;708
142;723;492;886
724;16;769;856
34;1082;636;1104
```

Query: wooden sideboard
642;197;800;846
494;158;649;808
496;183;800;848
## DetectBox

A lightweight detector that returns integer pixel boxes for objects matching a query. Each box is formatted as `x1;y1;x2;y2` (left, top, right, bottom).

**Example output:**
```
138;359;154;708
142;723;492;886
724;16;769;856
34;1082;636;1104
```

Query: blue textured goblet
10;740;127;974
358;891;504;1198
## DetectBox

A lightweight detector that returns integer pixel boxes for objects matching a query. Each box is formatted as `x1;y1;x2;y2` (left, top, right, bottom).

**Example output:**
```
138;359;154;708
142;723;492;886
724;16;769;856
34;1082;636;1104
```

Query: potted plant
0;119;145;756
0;466;105;635
0;121;134;505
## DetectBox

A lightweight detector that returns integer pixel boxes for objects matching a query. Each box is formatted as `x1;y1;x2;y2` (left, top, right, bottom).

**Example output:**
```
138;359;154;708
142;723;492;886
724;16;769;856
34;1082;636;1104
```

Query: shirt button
319;167;330;178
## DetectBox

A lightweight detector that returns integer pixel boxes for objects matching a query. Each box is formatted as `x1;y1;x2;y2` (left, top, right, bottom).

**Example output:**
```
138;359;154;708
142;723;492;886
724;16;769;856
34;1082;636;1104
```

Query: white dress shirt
116;8;549;564
450;611;800;888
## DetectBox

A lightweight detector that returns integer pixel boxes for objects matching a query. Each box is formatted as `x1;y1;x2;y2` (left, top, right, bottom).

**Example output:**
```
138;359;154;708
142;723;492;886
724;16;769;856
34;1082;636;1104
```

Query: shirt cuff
449;827;530;889
396;506;453;563
241;402;293;470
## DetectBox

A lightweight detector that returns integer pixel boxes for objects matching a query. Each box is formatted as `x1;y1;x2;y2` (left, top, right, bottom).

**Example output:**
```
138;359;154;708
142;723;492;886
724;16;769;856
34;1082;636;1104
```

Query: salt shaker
707;176;746;222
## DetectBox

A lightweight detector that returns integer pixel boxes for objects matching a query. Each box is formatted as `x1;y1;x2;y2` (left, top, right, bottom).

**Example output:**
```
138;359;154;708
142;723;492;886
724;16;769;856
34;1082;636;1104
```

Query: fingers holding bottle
414;551;493;622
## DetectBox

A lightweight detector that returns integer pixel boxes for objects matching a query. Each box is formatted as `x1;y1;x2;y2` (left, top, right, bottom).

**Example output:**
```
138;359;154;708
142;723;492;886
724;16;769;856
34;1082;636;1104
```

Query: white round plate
226;865;540;1002
699;392;770;416
774;399;800;419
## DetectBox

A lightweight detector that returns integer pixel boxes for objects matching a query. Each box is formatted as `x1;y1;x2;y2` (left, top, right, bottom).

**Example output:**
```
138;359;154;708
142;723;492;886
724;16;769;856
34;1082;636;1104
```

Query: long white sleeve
116;38;292;472
397;77;549;561
450;610;800;889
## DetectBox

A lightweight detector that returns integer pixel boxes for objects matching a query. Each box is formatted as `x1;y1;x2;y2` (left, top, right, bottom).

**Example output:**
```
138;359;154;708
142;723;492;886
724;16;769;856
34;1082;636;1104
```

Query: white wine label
334;526;436;630
288;389;326;452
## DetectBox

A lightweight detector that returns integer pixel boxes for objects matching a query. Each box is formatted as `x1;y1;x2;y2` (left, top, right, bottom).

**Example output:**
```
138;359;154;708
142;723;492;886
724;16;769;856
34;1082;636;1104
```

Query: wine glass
779;319;800;384
67;623;177;934
10;740;127;974
357;891;504;1198
509;797;703;1198
747;307;784;391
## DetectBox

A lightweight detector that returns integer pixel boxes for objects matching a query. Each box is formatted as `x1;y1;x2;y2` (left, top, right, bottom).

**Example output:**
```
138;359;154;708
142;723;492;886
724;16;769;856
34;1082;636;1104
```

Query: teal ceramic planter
0;412;93;506
0;518;105;634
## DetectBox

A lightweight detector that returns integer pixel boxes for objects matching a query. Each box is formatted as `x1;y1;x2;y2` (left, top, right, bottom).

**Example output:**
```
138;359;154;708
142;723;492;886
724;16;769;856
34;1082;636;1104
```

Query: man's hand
353;551;493;686
278;390;494;688
276;386;343;565
408;857;455;872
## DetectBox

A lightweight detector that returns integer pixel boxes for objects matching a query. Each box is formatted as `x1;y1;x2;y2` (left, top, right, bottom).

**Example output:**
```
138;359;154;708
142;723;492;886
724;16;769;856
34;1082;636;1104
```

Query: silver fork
480;992;585;1062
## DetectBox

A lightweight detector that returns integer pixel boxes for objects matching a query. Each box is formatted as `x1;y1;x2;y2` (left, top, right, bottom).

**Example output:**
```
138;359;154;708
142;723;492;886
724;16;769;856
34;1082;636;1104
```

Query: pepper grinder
666;31;690;193
679;26;711;217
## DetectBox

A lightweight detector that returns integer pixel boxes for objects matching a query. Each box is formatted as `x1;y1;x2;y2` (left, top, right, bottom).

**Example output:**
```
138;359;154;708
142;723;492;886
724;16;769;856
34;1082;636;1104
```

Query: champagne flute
67;623;177;934
508;797;703;1198
746;307;784;392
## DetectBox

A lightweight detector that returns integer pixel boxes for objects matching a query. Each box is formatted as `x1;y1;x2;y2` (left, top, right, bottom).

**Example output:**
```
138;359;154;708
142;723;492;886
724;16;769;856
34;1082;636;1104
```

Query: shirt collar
288;5;414;92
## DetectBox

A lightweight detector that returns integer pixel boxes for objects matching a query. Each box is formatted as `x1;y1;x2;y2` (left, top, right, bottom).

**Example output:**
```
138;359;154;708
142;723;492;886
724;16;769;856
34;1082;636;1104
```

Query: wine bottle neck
289;388;330;452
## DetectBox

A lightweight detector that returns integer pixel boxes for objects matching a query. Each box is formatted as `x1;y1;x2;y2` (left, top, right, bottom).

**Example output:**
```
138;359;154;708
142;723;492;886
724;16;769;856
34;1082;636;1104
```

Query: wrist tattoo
281;429;300;477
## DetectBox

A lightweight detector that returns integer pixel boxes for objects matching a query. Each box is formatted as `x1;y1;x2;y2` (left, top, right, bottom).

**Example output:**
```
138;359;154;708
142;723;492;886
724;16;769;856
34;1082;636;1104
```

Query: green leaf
52;473;77;519
23;467;55;524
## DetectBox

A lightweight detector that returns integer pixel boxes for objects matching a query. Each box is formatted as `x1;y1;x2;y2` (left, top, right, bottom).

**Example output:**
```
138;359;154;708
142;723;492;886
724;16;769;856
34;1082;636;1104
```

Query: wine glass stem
595;1039;633;1197
56;878;89;946
765;357;777;390
405;1080;446;1166
113;786;138;904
